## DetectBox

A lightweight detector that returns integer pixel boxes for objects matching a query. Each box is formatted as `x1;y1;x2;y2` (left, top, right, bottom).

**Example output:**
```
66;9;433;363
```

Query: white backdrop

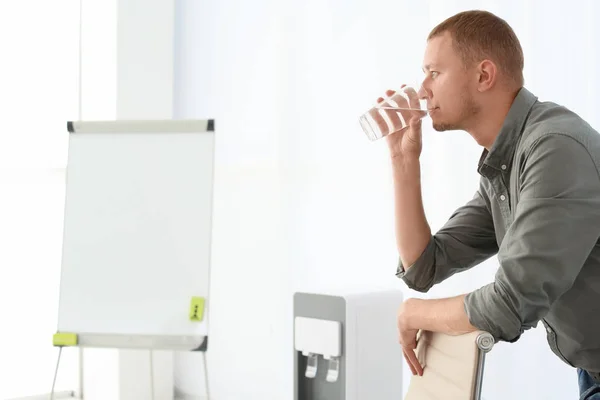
172;0;599;399
0;1;80;398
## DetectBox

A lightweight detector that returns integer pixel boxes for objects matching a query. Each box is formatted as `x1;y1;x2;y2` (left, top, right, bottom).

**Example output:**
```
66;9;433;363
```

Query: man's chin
432;123;448;132
432;122;459;132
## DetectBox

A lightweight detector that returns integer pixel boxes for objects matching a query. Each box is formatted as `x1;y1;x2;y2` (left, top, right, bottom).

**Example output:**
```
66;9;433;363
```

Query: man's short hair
428;10;524;88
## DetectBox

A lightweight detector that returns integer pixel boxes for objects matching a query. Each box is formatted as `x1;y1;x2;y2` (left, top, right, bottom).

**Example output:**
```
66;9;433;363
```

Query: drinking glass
359;84;428;141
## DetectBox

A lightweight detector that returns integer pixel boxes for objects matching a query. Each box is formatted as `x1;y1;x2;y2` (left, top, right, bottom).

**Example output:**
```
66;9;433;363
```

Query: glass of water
359;84;428;141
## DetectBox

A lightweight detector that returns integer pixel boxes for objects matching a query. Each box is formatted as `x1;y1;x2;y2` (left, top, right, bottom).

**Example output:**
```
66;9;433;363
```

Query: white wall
173;1;291;398
0;1;80;398
78;0;178;399
172;0;599;399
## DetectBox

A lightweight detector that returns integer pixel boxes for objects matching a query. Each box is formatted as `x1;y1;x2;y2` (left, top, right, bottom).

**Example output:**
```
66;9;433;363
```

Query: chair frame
473;332;495;399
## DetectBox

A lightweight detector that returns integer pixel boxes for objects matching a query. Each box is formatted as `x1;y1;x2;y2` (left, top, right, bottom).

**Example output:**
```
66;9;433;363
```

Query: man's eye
431;71;439;78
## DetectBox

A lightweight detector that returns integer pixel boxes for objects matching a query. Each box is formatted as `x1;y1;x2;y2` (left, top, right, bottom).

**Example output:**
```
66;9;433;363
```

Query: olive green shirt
397;87;600;375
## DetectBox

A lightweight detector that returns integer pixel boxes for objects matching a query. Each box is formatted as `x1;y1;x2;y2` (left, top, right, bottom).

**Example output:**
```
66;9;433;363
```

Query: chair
404;330;495;400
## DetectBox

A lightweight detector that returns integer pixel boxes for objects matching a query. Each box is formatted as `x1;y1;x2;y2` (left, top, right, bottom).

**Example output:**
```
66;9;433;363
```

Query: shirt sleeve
464;133;600;342
397;187;499;292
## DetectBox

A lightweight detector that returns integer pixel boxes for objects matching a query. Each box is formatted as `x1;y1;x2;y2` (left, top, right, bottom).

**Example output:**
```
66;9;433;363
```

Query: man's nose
417;85;429;100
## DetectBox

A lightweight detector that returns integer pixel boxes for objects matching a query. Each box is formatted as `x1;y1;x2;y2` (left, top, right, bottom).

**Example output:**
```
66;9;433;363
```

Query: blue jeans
579;369;600;400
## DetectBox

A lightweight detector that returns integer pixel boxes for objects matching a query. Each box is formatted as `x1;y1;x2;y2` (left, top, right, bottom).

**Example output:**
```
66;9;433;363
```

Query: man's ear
476;59;497;92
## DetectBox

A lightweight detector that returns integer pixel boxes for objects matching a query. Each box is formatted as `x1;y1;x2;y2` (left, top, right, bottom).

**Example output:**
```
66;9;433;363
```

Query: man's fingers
388;91;413;126
404;336;417;350
401;86;427;122
404;347;424;376
403;349;418;375
403;86;421;109
371;90;403;135
367;100;391;136
376;90;396;104
381;103;404;133
369;85;423;137
373;91;408;133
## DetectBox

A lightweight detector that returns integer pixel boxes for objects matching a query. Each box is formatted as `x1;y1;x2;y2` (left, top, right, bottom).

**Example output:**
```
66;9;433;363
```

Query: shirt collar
477;87;538;178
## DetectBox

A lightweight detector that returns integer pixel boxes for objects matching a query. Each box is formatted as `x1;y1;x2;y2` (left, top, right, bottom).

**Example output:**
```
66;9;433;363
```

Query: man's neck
467;89;520;150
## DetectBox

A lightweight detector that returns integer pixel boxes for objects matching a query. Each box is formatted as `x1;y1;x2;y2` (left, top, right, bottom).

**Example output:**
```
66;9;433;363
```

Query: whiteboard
56;120;215;350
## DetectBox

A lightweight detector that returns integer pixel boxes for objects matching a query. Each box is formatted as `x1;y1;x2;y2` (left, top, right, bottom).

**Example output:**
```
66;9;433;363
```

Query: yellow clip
53;332;78;347
189;296;205;322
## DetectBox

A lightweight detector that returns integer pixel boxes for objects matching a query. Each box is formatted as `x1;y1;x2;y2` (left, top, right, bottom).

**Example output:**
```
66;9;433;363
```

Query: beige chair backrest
404;330;494;400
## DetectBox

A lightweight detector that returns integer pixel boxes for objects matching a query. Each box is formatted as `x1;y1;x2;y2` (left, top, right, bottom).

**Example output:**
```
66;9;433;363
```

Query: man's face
420;32;480;132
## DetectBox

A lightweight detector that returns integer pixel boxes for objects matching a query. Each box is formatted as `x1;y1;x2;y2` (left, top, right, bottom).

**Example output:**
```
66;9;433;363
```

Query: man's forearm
392;157;431;268
403;294;479;335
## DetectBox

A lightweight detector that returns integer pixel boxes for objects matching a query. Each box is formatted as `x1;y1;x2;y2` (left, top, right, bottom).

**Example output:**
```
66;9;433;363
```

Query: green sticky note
189;296;205;322
53;332;78;347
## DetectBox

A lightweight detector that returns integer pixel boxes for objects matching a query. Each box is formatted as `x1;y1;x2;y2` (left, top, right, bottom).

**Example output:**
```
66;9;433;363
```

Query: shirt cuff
464;282;522;343
395;237;436;292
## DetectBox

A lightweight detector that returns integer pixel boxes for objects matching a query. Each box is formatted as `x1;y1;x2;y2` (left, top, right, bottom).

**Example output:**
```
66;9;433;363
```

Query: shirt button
501;164;507;170
500;195;506;201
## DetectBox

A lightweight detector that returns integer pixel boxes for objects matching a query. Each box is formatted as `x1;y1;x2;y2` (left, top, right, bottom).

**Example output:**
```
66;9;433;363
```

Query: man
380;10;600;399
